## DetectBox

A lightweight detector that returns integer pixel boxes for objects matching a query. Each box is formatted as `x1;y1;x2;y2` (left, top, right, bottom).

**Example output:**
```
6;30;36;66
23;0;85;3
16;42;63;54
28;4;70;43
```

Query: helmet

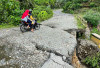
29;9;32;12
29;9;32;14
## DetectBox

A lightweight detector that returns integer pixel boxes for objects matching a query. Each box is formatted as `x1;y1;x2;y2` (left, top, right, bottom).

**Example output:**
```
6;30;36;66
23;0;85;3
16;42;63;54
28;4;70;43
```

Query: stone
30;25;77;57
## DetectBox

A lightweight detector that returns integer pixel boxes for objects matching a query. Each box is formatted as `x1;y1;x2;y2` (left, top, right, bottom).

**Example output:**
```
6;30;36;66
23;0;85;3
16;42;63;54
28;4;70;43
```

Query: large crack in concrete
0;37;73;68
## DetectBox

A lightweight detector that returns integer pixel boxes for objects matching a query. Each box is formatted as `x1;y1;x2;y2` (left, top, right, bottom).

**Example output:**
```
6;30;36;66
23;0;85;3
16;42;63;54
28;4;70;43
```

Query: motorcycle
20;19;41;32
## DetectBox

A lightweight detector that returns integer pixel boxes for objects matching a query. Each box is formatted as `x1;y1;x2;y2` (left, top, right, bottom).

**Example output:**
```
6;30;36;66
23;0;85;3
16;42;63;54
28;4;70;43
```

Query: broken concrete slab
0;38;49;68
41;53;73;68
0;25;77;59
26;25;77;57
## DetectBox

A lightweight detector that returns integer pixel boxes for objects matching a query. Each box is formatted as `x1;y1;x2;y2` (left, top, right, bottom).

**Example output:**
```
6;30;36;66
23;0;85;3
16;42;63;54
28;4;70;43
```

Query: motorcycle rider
21;9;35;32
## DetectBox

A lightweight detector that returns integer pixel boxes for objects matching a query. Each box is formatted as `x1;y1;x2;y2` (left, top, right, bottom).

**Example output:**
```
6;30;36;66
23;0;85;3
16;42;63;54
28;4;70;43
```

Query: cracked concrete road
0;9;77;68
42;9;77;30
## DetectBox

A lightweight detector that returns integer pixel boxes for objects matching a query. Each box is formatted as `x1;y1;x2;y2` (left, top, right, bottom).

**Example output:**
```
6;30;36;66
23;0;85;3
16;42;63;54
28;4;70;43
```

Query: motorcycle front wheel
35;23;40;30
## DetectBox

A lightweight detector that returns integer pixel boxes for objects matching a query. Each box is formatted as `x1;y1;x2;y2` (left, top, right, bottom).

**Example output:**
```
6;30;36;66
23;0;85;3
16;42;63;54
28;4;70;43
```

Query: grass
73;8;89;29
74;14;86;29
91;27;100;35
0;24;17;30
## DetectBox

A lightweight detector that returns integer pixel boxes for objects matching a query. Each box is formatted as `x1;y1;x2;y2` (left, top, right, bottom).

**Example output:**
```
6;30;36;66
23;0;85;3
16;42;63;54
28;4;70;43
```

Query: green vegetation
83;9;100;35
37;11;48;21
0;0;58;29
19;0;35;9
0;0;24;26
0;0;67;29
62;0;100;35
62;0;100;13
90;2;96;7
83;52;100;68
83;10;100;26
32;6;53;21
91;27;100;35
74;15;86;29
0;24;16;30
63;1;82;13
34;0;49;6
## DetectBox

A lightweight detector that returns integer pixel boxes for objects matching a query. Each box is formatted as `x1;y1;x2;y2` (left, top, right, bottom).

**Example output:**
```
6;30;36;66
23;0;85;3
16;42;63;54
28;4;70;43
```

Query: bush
83;52;100;68
69;3;82;10
91;27;100;35
34;0;49;6
95;7;100;12
44;6;53;18
90;2;96;7
63;1;82;13
0;0;24;26
54;0;64;8
83;0;88;2
83;10;100;26
37;11;48;21
19;0;35;9
73;0;82;3
8;9;24;25
49;0;56;8
32;6;53;21
63;1;72;11
73;0;89;3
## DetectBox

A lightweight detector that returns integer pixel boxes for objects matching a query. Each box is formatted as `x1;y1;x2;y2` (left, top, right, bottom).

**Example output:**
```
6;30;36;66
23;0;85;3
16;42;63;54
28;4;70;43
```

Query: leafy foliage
19;0;35;9
62;0;100;13
0;0;53;27
49;0;56;8
92;7;100;12
63;1;72;11
0;0;24;26
91;27;100;35
32;6;53;21
63;1;82;13
83;10;100;26
90;2;96;7
34;0;49;6
37;11;48;21
83;52;100;68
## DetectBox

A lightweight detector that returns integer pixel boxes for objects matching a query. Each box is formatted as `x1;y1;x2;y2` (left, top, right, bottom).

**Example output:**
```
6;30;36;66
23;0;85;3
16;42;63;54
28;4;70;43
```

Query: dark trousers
27;19;32;27
27;19;35;29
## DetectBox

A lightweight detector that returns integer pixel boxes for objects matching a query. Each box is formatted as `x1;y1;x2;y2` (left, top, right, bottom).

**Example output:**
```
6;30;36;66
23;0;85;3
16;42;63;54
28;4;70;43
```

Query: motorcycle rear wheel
20;24;27;32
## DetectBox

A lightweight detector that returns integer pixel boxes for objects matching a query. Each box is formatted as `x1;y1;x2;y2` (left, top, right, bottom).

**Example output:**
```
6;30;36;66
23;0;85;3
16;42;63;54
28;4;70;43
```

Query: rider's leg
31;24;35;32
27;25;30;28
27;19;32;28
31;28;34;32
27;19;34;32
